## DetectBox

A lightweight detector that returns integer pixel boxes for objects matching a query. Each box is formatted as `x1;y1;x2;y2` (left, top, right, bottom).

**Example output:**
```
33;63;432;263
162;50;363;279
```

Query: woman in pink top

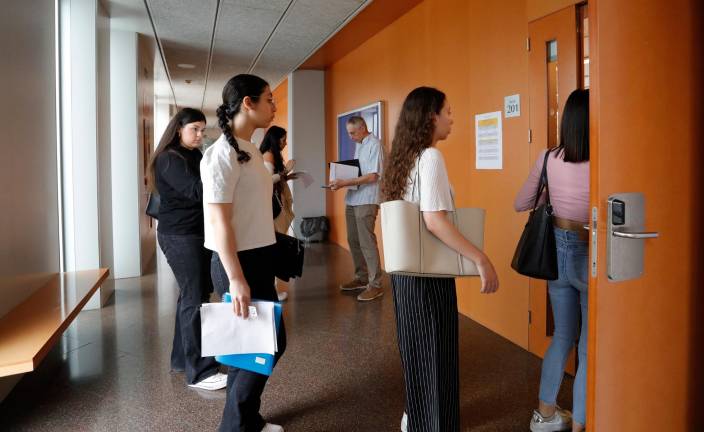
515;89;590;432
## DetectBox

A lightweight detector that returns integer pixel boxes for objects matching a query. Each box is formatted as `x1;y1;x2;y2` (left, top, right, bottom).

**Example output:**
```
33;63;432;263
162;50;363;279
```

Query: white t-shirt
402;147;454;212
201;134;276;252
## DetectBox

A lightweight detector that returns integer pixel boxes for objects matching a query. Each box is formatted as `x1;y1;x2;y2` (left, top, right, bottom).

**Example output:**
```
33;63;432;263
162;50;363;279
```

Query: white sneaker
277;291;288;302
262;424;284;432
188;372;228;391
401;412;408;432
529;408;572;432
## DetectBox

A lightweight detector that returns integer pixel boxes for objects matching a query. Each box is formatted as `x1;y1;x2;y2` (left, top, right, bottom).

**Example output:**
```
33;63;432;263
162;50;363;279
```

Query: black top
155;146;204;235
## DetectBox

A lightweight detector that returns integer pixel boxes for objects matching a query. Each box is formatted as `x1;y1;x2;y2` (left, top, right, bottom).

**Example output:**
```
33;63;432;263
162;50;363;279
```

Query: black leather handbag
146;192;160;219
511;150;558;280
273;231;305;282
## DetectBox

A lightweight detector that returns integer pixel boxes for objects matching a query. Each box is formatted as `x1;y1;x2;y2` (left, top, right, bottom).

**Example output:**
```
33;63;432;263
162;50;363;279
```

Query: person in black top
147;108;227;391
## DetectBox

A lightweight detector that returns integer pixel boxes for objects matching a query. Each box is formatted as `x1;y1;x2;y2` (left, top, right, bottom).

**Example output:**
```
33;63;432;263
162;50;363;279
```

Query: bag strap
274;187;299;238
412;149;464;274
532;149;553;210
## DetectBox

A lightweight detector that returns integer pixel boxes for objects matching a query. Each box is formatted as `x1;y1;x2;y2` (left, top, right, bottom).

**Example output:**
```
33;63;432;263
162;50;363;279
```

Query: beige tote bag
381;201;485;278
380;159;485;278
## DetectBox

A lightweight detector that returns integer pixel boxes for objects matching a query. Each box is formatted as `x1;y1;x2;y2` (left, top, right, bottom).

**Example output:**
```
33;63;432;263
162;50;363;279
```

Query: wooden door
587;0;703;429
527;5;580;359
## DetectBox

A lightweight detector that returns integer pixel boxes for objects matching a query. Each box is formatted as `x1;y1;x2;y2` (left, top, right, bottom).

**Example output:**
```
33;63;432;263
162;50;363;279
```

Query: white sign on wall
475;111;503;170
504;94;520;118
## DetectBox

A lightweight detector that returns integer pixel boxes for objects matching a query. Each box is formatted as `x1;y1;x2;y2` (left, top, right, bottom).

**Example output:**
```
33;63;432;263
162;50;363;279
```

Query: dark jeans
211;246;287;432
158;232;219;384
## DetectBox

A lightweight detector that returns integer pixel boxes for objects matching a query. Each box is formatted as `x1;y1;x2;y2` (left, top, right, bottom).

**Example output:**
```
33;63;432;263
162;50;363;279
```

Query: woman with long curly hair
382;87;499;432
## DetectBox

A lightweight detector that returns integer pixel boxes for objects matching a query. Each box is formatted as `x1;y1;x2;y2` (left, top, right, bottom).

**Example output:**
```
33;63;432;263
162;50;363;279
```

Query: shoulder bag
510;149;558;280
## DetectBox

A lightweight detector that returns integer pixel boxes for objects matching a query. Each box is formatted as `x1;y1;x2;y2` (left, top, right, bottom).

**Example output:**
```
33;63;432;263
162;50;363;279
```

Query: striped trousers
391;274;460;432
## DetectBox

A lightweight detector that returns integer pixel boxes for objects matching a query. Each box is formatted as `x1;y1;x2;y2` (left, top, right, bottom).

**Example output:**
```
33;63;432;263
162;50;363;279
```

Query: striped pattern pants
391;275;460;432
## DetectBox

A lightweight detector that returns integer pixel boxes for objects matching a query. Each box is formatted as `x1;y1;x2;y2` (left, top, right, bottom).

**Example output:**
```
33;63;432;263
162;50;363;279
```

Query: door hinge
526;37;531;51
528;128;533;143
528;310;532;324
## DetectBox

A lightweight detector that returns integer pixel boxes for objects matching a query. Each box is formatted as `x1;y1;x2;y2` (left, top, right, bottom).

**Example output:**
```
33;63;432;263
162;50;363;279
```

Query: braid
216;104;251;163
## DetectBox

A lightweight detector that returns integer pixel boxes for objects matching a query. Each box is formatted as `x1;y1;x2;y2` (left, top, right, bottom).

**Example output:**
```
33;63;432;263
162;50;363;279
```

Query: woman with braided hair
200;74;286;432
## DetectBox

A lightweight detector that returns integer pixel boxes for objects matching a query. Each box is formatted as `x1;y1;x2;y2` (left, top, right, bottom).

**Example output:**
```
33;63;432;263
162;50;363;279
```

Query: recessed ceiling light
177;63;196;69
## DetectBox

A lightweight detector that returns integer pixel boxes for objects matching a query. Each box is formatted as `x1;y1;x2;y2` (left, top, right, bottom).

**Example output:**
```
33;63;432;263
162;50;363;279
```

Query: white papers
329;162;359;190
200;301;277;356
475;111;503;170
289;170;315;188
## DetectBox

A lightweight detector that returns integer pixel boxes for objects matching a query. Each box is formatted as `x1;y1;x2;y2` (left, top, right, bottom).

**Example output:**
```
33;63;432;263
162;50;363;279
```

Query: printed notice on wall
475;111;503;170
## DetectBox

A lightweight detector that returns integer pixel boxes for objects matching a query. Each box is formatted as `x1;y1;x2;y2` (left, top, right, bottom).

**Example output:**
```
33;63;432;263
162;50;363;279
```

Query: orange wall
272;78;288;130
271;78;289;160
324;0;581;347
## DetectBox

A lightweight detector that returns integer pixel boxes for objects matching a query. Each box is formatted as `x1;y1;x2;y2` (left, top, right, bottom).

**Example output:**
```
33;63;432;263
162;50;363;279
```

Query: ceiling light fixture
177;63;196;69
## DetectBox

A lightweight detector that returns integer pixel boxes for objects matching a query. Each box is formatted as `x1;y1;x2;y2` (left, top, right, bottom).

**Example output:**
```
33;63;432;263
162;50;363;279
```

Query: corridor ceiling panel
138;0;370;123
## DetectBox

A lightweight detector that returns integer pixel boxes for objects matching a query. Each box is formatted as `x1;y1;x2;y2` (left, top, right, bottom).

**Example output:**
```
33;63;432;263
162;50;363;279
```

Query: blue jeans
538;228;589;425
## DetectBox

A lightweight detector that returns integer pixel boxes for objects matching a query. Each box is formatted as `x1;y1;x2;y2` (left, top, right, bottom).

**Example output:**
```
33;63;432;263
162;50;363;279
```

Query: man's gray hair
346;116;368;130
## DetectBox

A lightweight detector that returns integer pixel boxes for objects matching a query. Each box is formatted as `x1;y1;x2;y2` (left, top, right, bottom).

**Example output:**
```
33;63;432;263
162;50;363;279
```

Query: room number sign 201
504;94;520;118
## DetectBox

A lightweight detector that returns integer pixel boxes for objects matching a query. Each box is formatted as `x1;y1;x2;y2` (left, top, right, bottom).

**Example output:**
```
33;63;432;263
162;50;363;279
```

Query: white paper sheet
475;111;503;170
289;170;315;188
200;301;277;356
329;162;359;190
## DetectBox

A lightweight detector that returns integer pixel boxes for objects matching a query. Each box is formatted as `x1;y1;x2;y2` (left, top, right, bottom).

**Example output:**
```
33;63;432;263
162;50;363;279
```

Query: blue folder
215;294;282;376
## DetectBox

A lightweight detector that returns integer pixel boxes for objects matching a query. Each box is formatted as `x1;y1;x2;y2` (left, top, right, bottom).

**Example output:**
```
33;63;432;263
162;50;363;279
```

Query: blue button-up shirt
345;134;384;206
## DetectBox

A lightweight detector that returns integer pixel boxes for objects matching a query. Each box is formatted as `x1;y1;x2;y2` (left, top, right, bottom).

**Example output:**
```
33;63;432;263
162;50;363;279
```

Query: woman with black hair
147;108;227;391
260;125;295;302
200;74;286;432
381;87;499;432
515;89;590;432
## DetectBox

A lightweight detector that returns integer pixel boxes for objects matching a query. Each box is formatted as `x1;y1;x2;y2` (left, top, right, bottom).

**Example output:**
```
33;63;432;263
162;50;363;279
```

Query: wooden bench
0;269;109;377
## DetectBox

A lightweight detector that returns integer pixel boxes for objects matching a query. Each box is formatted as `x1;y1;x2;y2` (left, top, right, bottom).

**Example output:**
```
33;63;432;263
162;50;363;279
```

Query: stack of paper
288;170;315;188
200;301;279;356
329;162;360;190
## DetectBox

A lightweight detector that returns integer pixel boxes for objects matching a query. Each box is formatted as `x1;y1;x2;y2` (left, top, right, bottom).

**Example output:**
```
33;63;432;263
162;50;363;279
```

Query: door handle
612;230;659;239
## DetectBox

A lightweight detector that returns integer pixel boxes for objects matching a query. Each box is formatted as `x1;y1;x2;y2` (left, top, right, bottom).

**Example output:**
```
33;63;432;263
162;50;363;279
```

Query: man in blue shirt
329;116;385;302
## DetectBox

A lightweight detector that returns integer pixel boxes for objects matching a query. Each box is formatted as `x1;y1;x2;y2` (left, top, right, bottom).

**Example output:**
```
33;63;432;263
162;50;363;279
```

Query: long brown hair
259;126;287;196
381;87;446;201
146;107;206;193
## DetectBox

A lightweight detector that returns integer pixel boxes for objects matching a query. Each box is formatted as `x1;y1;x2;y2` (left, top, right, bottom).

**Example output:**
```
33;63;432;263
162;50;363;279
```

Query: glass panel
579;4;590;89
547;39;558;62
546;40;559;149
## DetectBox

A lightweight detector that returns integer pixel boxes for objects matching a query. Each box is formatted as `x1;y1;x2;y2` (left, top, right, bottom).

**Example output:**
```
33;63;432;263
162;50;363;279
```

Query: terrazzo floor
1;243;573;431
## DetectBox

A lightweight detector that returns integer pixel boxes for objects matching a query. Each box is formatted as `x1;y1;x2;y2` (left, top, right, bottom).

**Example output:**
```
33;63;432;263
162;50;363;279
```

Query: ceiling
107;0;371;124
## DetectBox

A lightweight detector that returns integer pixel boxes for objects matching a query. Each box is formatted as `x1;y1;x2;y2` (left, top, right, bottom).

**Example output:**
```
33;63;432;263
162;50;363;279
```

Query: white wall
110;30;141;278
60;0;114;309
288;70;326;237
0;0;60;401
96;0;114;306
61;0;100;274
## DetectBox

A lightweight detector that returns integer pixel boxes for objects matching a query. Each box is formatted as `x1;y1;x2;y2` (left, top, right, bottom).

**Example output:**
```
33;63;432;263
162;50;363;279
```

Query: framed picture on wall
337;101;383;161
